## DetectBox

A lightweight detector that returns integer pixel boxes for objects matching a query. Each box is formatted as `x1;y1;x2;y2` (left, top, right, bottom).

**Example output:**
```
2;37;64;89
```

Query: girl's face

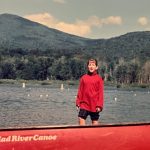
87;60;98;73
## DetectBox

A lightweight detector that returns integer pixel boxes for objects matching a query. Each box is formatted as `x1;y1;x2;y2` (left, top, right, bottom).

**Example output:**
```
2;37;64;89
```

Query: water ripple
0;84;150;127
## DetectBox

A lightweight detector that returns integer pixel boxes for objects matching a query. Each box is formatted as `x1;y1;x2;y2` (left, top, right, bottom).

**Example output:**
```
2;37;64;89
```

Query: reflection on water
0;84;150;128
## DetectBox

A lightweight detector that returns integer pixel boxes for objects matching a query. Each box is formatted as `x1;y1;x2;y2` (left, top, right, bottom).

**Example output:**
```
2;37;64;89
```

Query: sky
0;0;150;39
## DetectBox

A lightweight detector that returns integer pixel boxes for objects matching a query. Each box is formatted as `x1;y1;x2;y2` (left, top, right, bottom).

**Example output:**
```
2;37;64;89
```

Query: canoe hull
0;123;150;150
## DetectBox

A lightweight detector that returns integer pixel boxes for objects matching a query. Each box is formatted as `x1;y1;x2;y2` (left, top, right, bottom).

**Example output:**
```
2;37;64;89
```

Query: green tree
0;62;16;79
115;65;128;83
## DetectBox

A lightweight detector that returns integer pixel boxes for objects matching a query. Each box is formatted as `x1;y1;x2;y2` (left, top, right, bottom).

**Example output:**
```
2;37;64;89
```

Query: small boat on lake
0;122;150;150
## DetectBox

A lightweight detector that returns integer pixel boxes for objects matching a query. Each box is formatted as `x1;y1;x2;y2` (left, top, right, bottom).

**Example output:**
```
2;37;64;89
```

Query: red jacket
76;72;104;112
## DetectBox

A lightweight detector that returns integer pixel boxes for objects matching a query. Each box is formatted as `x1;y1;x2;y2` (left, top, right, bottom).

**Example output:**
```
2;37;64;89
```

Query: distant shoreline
0;79;79;89
0;79;149;89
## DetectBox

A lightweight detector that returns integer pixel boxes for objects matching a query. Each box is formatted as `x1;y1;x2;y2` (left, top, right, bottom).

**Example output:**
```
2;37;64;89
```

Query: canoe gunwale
0;122;150;131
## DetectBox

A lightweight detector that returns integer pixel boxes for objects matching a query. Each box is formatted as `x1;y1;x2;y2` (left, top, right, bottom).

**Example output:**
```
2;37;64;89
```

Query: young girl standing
76;59;104;125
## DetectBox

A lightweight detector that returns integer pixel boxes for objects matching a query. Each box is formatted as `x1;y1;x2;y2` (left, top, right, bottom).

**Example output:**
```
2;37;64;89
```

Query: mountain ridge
0;13;92;50
0;13;150;61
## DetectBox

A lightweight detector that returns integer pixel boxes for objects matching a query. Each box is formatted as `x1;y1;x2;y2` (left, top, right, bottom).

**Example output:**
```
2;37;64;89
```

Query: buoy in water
60;84;64;90
114;97;117;101
22;83;26;88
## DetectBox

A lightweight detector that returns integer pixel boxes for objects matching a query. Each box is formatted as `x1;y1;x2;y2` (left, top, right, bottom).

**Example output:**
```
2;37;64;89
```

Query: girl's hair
87;58;98;66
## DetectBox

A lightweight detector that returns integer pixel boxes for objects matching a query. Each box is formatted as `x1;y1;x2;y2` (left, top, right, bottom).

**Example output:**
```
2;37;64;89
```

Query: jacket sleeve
97;77;104;110
76;78;83;107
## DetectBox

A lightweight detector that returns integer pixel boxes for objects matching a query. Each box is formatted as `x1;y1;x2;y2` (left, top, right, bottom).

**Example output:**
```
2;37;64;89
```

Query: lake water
0;84;150;128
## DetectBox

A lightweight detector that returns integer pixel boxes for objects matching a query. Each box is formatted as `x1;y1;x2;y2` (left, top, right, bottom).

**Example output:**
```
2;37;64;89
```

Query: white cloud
24;13;58;27
102;16;122;25
138;17;148;26
56;22;91;36
53;0;66;4
24;13;123;37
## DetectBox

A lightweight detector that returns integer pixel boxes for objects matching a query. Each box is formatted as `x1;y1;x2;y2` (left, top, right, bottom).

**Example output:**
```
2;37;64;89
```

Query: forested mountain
0;14;150;85
0;13;91;50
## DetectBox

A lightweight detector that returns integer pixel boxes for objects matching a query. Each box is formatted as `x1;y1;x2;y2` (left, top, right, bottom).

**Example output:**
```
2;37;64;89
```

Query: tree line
0;48;149;85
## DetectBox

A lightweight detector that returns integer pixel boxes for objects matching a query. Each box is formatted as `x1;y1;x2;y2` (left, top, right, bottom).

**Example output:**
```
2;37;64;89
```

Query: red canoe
0;122;150;150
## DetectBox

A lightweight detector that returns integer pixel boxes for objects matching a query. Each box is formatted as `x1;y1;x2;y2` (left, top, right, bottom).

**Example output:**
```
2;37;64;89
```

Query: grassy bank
105;81;150;89
0;79;149;89
0;79;79;88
